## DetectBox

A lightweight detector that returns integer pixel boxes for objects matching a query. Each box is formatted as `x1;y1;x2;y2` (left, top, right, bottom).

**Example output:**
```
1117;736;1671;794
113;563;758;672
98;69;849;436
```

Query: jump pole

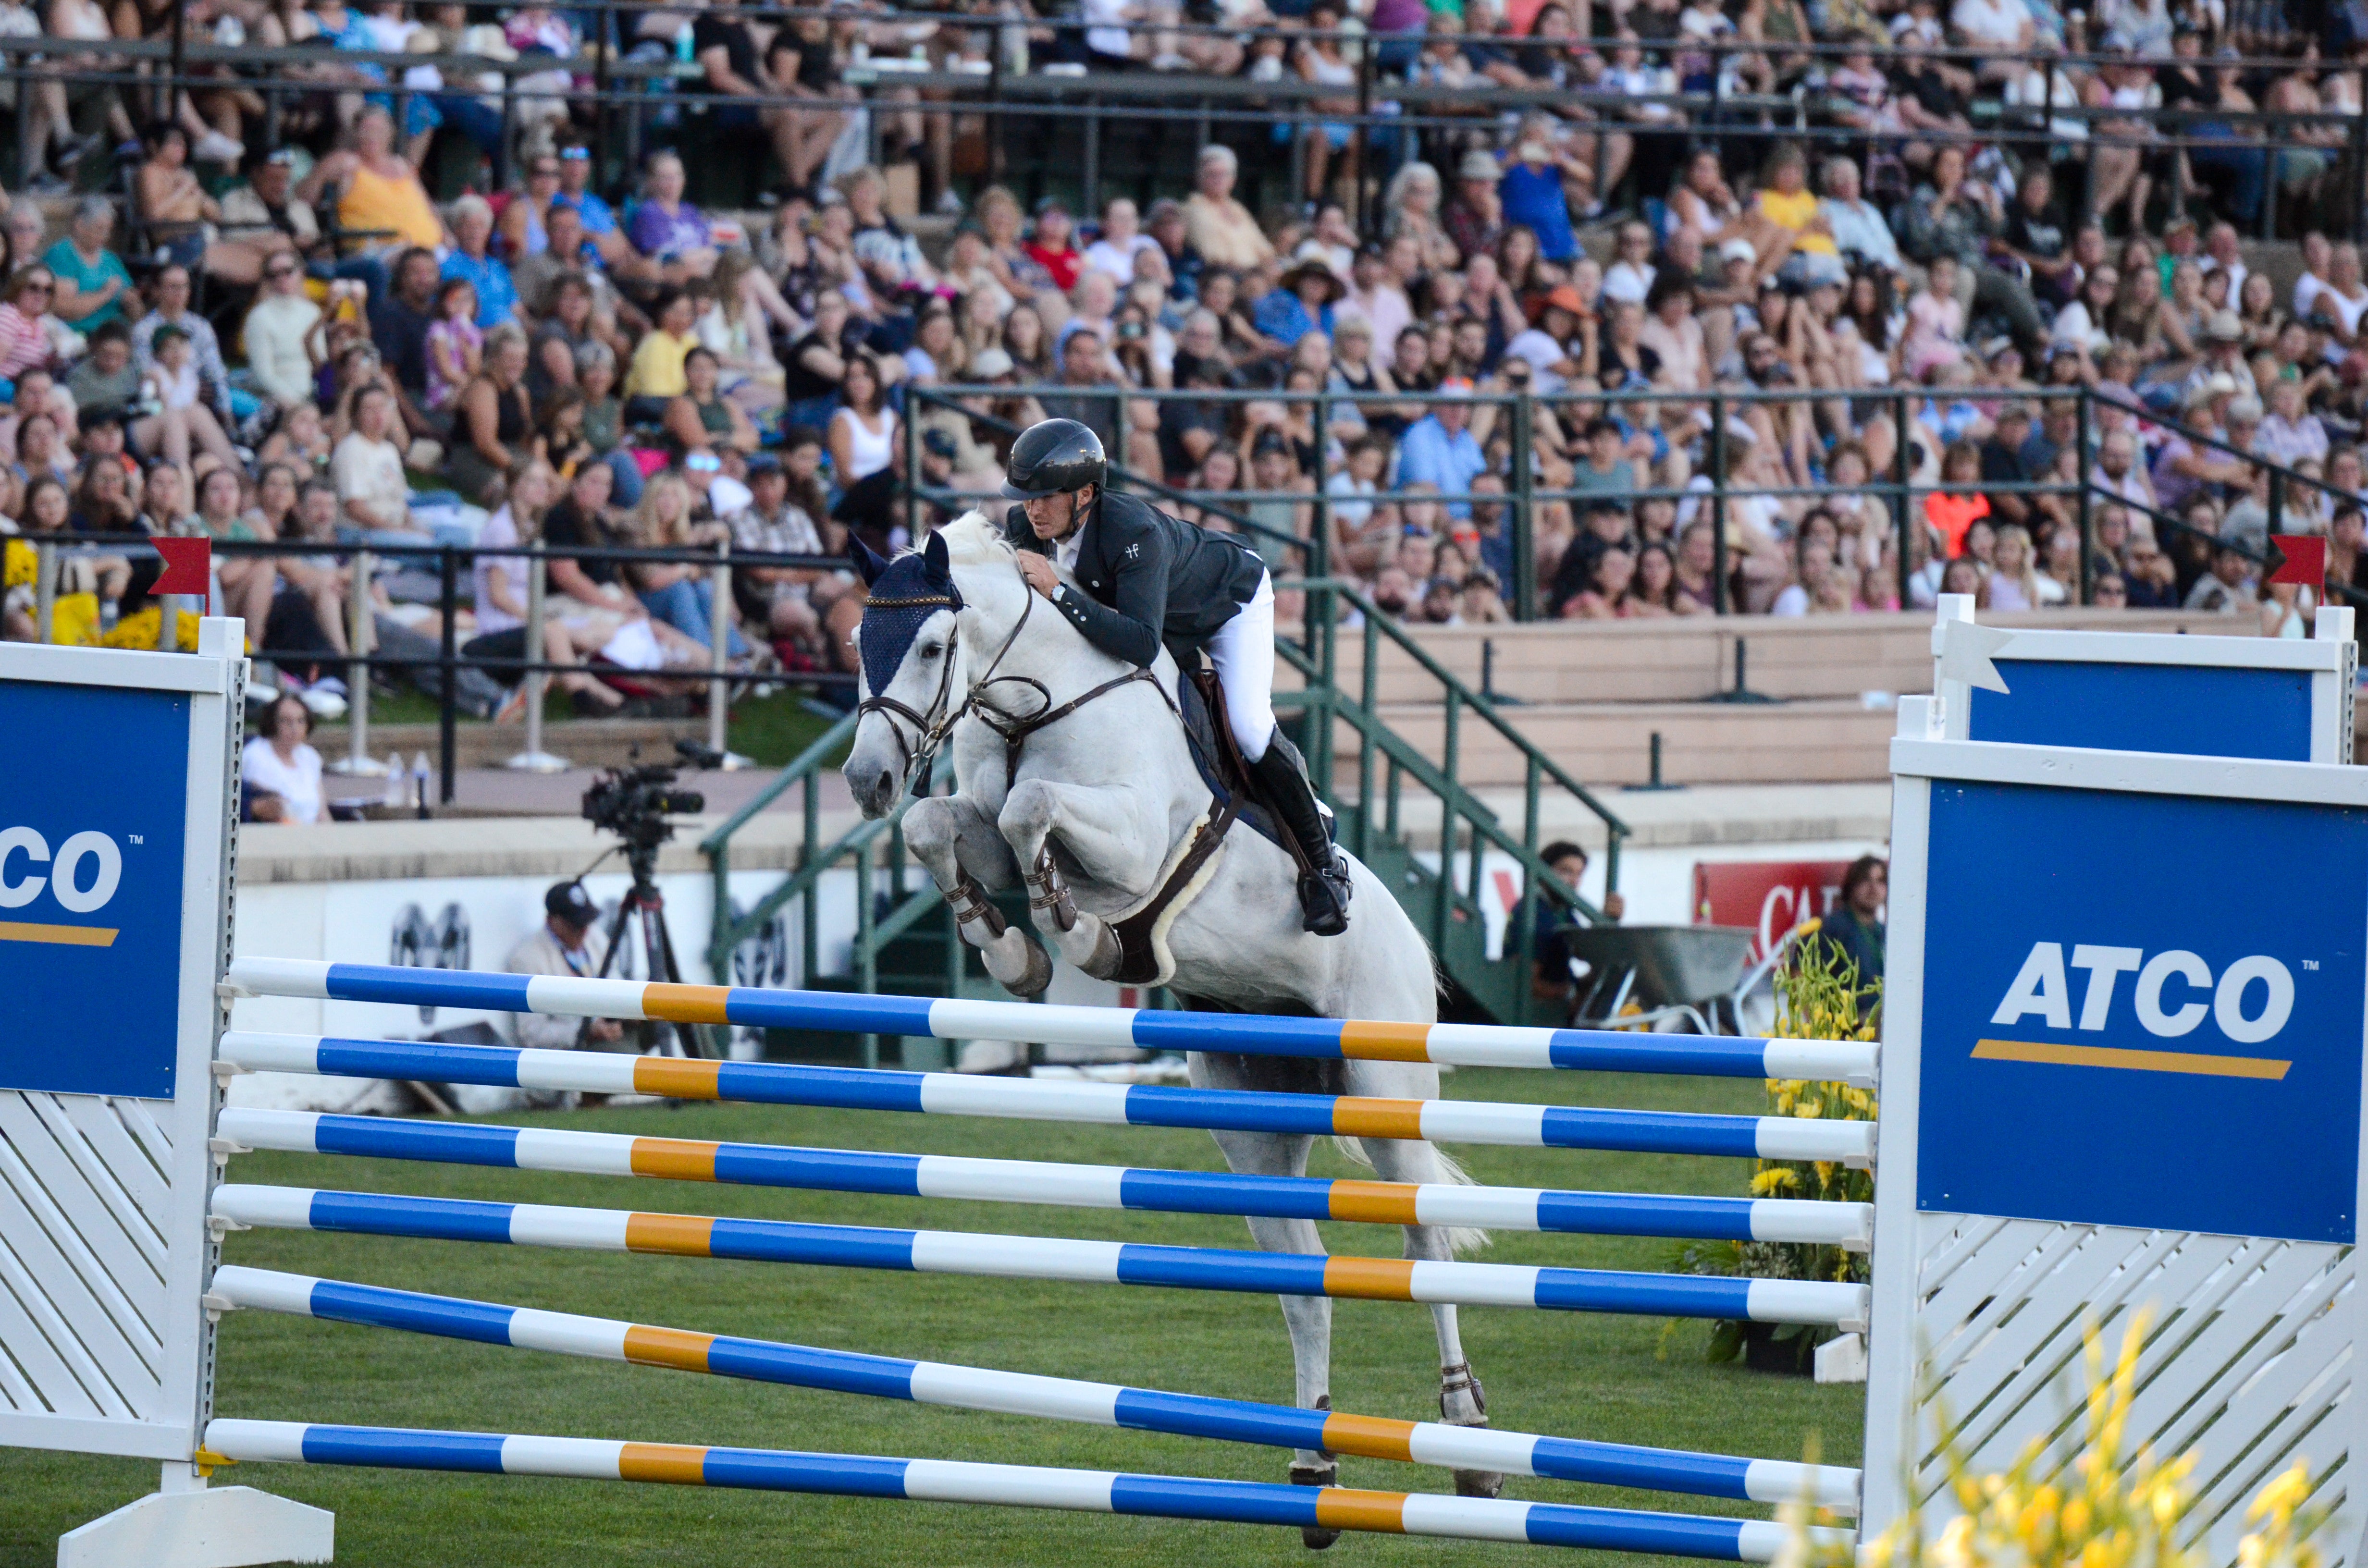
209;1265;1864;1512
219;1106;1876;1248
218;1032;1877;1164
221;957;1878;1084
210;1185;1871;1327
200;1418;1858;1562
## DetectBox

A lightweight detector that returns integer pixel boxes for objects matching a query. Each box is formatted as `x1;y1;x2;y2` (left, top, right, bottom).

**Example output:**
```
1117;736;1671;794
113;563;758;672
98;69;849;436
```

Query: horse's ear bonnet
855;537;965;698
850;535;891;587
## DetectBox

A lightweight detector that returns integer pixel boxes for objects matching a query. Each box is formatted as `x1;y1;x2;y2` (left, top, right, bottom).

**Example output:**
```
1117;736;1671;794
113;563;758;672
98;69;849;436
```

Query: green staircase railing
702;584;1629;1049
1277;576;1629;1028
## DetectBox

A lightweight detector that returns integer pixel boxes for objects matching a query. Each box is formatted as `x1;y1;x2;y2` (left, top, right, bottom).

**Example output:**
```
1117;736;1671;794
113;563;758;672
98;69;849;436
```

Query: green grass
0;1070;1864;1567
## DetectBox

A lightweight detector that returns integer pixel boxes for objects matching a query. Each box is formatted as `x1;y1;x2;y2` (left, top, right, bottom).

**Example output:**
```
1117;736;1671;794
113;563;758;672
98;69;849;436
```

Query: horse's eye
918;643;942;660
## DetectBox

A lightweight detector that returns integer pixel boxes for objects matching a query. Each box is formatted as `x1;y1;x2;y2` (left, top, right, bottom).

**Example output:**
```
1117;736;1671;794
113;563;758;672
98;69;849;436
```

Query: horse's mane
935;509;1016;568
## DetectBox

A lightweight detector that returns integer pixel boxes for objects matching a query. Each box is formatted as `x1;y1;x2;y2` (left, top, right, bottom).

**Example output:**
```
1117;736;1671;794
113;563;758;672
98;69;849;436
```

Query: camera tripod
582;848;721;1060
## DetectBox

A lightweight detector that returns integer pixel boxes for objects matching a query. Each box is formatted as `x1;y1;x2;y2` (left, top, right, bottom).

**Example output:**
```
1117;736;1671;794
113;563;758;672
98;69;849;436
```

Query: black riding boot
1249;735;1352;937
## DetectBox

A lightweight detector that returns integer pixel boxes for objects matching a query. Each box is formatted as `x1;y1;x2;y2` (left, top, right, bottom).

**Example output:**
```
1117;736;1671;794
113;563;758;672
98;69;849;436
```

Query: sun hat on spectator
1278;256;1346;302
2185;372;2239;410
1542;285;1589;319
1457;150;1501;182
2227;395;2265;426
969;347;1016;379
1718;238;1757;265
2204;311;2245;343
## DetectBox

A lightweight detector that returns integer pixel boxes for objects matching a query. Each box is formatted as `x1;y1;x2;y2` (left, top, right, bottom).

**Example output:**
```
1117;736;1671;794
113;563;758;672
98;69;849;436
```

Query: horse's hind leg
902;794;1050;998
1361;1111;1505;1499
1191;1051;1342;1550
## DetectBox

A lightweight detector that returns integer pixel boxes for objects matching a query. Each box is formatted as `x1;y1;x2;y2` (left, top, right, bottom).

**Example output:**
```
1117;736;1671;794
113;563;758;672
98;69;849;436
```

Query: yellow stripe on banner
630;1138;721;1182
618;1442;711;1484
0;921;117;946
1321;1413;1418;1464
1331;1098;1428;1141
622;1324;718;1372
1973;1038;2292;1081
1314;1489;1411;1535
1322;1257;1418;1301
625;1212;718;1256
1337;1021;1437;1062
635;1057;724;1101
1326;1180;1423;1226
643;983;733;1026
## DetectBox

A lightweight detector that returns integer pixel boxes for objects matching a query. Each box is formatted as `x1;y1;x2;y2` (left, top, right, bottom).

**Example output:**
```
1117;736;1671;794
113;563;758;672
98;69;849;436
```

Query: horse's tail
1328;1135;1492;1257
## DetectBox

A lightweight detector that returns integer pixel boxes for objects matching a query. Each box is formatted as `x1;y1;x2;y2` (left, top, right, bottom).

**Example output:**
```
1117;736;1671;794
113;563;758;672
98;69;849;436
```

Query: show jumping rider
1000;416;1355;936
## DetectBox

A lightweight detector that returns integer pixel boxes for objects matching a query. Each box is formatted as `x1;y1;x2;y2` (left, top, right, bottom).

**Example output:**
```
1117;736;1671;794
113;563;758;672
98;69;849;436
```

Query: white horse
842;513;1502;1534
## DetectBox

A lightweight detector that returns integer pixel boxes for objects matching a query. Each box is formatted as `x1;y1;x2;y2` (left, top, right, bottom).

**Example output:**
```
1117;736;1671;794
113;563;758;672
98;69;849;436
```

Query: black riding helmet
1001;417;1107;499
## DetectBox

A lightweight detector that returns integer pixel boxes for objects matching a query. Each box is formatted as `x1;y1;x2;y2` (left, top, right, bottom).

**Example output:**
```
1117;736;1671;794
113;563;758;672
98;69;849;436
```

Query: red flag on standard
152;537;210;595
2267;535;2326;587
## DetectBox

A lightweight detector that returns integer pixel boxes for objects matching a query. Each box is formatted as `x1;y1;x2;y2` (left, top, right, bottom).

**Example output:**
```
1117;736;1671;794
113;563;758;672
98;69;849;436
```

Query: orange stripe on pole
1322;1257;1418;1300
621;1324;717;1372
635;1058;724;1101
1336;1022;1436;1062
624;1213;717;1256
618;1442;711;1484
1314;1490;1411;1534
630;1139;721;1182
1326;1180;1423;1225
642;984;733;1025
1331;1098;1428;1141
1320;1413;1418;1464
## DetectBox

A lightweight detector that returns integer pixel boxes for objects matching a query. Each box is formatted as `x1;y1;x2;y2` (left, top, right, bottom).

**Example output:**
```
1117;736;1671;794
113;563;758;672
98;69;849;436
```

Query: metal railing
17;533;851;802
906;380;2360;624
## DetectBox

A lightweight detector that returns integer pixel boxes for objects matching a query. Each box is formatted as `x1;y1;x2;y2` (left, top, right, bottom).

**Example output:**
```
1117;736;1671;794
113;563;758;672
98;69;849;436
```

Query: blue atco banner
0;680;190;1098
1968;661;2315;760
1920;780;2368;1242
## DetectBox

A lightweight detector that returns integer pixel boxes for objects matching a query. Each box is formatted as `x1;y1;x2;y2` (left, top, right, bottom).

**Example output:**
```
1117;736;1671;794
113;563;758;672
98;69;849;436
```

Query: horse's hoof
1005;939;1053;999
1439;1362;1488;1423
1453;1468;1506;1500
1291;1463;1340;1551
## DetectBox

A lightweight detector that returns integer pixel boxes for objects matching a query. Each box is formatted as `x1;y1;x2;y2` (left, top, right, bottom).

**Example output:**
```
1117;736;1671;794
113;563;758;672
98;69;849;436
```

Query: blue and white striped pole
216;1108;1875;1248
209;1186;1871;1326
222;957;1878;1084
200;1418;1858;1559
207;1265;1862;1512
218;1034;1877;1165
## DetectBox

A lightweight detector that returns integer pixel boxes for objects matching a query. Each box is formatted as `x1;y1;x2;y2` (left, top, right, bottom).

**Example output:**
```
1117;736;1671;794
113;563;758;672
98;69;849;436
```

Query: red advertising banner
1693;860;1854;960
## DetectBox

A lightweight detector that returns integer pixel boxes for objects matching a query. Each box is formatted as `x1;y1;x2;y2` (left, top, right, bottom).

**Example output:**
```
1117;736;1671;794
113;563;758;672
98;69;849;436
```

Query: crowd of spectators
0;0;2365;734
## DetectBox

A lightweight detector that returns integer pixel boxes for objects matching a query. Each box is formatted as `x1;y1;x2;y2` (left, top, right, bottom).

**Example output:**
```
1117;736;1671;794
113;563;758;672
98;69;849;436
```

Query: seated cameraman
504;882;629;1052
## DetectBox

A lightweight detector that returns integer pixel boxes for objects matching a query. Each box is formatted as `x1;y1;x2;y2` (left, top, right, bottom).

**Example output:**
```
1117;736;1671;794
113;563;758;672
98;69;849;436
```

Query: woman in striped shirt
0;267;59;384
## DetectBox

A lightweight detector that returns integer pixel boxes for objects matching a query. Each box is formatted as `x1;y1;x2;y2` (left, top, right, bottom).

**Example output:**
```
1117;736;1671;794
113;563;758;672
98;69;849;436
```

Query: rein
859;559;1163;795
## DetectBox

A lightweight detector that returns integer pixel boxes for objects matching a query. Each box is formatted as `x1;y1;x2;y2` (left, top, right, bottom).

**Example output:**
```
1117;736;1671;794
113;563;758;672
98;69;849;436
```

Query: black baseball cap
545;881;599;925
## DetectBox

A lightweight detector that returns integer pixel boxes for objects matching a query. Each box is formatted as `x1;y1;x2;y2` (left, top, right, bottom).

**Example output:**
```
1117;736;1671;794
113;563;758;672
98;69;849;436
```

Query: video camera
580;741;721;870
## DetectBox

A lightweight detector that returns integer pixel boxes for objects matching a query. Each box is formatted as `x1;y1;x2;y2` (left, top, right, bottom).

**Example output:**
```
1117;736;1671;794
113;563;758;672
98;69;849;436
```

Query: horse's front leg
998;778;1162;981
903;793;1051;998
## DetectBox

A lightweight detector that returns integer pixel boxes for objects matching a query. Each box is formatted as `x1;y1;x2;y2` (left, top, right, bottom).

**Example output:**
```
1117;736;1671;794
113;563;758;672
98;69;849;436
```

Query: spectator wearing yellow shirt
625;288;698;422
1749;144;1847;288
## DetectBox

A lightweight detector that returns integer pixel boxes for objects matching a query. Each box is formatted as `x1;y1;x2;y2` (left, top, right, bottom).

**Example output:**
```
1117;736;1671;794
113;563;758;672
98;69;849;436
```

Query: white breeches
1207;570;1276;763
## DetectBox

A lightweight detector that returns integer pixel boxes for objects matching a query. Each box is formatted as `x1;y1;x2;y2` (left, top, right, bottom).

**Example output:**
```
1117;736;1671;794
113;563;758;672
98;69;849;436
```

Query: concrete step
1357;609;2250;708
314;717;710;772
1361;698;1902;788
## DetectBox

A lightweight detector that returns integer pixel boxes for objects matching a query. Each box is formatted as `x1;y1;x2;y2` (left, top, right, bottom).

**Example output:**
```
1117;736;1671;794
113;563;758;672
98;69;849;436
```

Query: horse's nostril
876;771;895;800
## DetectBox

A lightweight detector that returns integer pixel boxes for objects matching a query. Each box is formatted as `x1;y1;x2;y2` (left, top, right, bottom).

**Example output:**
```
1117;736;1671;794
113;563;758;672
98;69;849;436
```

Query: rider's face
1023;486;1091;541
